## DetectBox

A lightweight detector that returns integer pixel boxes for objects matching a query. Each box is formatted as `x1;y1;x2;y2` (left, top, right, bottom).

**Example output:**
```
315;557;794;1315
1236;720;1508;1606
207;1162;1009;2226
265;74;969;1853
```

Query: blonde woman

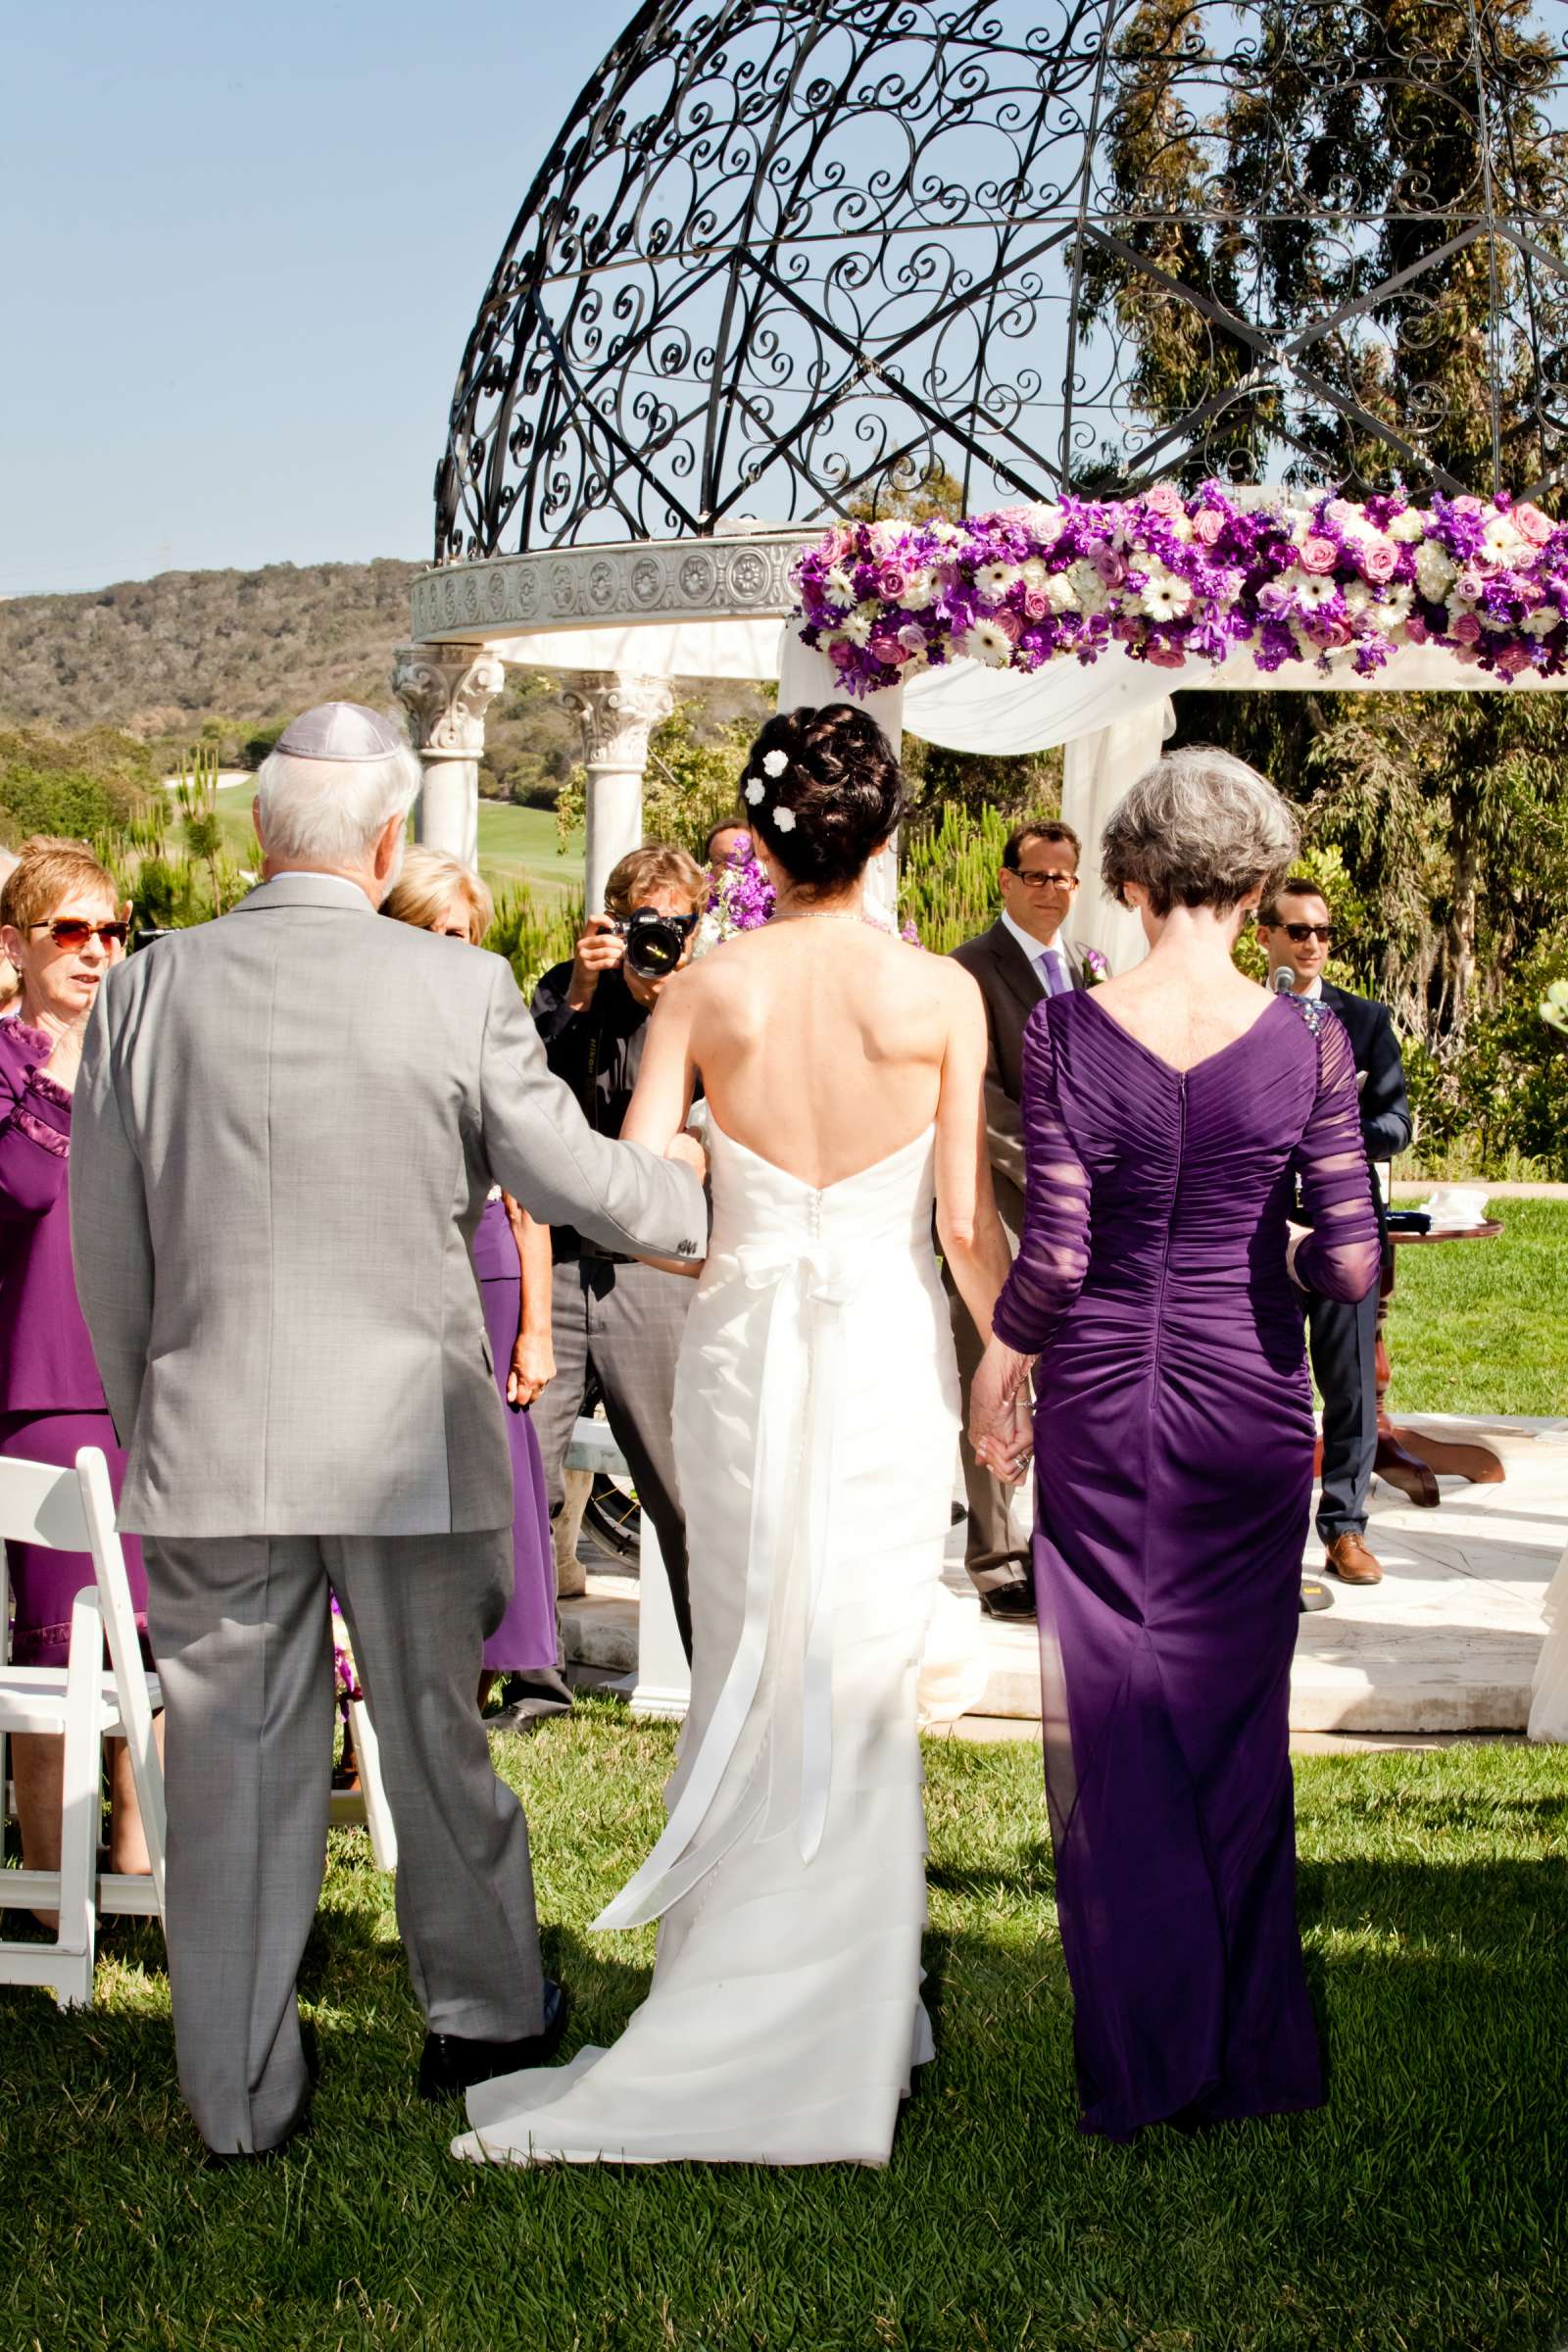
384;849;559;1714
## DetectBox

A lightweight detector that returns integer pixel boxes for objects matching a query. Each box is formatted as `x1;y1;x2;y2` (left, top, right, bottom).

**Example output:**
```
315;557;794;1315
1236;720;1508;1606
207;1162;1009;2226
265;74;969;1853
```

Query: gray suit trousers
146;1527;542;2155
528;1256;694;1661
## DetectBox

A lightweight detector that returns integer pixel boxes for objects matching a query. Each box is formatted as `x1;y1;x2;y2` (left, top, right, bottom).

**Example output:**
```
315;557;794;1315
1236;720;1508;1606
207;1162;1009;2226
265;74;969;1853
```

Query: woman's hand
969;1338;1035;1468
508;1330;555;1410
976;1394;1034;1487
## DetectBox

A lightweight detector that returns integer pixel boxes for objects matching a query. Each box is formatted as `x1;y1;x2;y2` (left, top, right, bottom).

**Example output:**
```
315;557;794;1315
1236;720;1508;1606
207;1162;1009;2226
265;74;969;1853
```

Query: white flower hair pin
772;807;798;833
744;776;765;806
762;750;789;778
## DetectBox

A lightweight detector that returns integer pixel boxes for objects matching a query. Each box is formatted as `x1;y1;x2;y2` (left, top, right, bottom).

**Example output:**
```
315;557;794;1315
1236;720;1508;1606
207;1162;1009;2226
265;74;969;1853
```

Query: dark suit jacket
1316;979;1412;1241
950;920;1097;1237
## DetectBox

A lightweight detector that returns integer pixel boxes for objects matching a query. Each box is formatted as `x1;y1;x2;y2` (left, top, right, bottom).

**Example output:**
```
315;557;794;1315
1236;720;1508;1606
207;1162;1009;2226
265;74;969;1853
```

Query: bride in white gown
453;704;1026;2170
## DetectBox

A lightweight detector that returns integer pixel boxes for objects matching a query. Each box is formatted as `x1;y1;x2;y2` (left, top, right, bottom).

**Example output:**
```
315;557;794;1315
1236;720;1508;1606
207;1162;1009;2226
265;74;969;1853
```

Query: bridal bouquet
694;841;776;956
792;486;1568;690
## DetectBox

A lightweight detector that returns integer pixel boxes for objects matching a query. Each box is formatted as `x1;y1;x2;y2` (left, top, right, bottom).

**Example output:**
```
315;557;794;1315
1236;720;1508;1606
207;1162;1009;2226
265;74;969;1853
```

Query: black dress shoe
978;1582;1037;1623
1298;1580;1336;1614
417;1980;569;2102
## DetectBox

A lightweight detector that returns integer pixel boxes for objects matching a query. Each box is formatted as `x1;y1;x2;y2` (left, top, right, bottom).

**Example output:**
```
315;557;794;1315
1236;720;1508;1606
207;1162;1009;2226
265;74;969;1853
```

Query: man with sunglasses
521;843;708;1701
950;819;1102;1620
1258;879;1411;1596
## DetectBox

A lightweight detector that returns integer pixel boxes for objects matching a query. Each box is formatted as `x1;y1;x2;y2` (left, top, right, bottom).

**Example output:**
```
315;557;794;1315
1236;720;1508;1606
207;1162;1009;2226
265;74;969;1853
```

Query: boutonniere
1083;947;1111;988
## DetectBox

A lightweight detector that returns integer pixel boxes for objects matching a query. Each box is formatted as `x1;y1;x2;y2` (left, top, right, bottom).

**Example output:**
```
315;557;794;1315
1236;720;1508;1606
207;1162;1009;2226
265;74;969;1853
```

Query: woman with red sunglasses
0;835;159;1907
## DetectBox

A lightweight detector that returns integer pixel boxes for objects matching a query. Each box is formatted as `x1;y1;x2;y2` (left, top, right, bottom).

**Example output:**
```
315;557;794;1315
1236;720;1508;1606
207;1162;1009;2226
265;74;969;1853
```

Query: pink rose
876;565;907;602
1144;483;1187;520
1192;507;1226;546
1452;496;1485;516
868;631;906;666
1448;612;1483;644
1493;642;1533;676
1094;545;1128;587
1515;503;1555;547
1456;568;1485;601
1022;589;1050;621
1145;638;1188;667
1298;535;1340;574
993;609;1023;644
1405;613;1429;643
1359;537;1398;581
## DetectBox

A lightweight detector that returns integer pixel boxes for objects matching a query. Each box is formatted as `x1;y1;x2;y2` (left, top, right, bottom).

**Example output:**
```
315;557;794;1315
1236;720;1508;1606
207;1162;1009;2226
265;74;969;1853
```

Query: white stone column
775;627;906;919
1060;700;1176;972
560;671;675;912
392;644;506;870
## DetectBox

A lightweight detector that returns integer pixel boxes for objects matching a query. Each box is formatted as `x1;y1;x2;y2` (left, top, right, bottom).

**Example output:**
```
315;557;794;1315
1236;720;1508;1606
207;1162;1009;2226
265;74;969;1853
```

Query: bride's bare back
673;917;969;1186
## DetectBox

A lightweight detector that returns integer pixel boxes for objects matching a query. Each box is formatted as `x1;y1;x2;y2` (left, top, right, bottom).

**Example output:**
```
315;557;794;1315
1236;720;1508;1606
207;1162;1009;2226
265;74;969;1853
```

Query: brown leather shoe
1324;1532;1383;1586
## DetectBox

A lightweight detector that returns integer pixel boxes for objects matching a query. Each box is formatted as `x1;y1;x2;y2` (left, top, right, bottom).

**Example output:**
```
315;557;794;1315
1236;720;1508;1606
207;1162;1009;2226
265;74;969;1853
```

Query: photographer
526;846;708;1677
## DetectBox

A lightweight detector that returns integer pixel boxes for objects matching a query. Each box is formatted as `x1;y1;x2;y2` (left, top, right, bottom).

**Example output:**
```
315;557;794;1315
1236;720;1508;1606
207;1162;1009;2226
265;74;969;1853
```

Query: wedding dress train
453;1120;960;2167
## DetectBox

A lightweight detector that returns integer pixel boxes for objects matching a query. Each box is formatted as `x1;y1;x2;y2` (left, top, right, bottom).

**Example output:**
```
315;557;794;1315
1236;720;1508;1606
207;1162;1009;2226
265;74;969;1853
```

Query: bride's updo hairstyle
1101;745;1298;917
740;704;906;897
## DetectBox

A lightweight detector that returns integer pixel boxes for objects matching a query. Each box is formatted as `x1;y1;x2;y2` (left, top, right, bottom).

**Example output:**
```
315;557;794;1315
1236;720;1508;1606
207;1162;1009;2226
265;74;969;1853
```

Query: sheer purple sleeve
993;1004;1091;1352
1291;1007;1381;1303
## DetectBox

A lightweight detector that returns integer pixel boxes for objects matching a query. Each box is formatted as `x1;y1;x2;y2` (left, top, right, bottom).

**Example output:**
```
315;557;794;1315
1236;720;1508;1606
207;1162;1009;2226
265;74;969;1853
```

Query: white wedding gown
453;1120;961;2168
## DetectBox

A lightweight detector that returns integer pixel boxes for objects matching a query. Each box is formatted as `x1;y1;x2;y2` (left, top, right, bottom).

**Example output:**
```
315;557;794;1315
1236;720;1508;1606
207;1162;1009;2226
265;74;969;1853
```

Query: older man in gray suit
70;704;707;2161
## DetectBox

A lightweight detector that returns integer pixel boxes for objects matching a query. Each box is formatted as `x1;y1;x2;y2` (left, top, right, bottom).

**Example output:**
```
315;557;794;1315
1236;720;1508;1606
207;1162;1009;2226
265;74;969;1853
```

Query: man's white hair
254;740;422;867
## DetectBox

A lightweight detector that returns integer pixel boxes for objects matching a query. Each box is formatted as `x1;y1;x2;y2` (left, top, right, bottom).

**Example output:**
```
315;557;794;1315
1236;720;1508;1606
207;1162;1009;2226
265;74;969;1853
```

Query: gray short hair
254;739;422;867
1101;745;1298;917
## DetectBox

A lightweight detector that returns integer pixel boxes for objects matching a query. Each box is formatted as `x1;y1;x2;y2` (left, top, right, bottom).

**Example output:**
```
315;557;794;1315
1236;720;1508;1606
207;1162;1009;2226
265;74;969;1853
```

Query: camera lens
623;909;687;978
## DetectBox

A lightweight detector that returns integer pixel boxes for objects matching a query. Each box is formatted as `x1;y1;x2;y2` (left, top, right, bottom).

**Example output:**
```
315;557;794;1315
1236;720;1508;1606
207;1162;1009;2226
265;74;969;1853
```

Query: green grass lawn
1383;1200;1565;1417
212;789;585;906
2;1719;1564;2351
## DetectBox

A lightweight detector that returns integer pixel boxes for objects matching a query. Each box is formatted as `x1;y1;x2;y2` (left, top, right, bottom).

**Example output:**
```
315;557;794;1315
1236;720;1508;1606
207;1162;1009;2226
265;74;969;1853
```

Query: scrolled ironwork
435;0;1568;560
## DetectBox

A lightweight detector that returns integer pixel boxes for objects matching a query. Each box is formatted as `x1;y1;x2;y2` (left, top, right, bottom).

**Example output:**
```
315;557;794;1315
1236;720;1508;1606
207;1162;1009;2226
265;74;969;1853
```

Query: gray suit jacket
70;873;708;1539
950;920;1097;1236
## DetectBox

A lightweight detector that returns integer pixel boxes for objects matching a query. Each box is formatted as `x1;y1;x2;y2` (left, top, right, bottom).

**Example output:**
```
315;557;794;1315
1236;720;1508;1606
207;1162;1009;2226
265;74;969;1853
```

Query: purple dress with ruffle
0;1015;149;1664
992;990;1381;2141
471;1196;557;1676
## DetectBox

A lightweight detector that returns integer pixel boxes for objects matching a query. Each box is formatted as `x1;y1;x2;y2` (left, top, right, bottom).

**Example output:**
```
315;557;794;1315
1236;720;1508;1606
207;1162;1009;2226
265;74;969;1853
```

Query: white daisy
975;562;1023;600
959;618;1013;665
1344;580;1373;615
842;607;875;647
772;807;798;834
744;776;765;806
824;565;857;604
1483;516;1524;564
1140;568;1194;621
762;750;789;778
1374;585;1415;632
1293;571;1339;612
1522;602;1562;637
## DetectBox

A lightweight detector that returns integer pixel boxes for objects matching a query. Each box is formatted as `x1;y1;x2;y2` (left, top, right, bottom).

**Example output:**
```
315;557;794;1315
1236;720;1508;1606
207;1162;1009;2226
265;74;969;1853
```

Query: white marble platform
561;1416;1565;1737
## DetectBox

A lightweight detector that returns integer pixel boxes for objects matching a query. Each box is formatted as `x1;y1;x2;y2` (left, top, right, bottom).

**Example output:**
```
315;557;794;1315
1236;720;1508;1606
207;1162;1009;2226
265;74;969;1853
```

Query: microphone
1272;965;1298;996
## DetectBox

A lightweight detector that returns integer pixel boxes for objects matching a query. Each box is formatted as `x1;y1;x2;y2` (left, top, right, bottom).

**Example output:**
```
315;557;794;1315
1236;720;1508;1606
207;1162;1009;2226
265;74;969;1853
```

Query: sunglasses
29;919;130;950
1280;922;1335;945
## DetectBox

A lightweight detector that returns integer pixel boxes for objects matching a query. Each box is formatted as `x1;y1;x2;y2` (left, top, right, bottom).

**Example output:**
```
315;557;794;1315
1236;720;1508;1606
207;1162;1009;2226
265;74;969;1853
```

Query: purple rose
1448;612;1483;645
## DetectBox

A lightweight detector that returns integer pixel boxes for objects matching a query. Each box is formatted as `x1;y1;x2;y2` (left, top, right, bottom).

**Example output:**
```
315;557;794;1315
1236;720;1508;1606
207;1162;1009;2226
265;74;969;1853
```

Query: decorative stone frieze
391;644;507;758
409;533;816;647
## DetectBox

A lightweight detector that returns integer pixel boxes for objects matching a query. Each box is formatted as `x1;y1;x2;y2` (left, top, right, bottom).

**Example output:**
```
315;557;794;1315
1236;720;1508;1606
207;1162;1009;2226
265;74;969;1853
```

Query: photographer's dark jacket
530;960;651;1262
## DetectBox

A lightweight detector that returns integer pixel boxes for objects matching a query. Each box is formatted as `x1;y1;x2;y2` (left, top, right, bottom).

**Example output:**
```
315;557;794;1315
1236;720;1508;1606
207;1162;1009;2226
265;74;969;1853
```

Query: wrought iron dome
435;0;1568;562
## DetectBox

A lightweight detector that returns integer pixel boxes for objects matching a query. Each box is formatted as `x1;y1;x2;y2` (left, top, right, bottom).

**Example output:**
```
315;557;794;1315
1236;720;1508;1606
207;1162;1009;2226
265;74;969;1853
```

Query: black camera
614;905;699;979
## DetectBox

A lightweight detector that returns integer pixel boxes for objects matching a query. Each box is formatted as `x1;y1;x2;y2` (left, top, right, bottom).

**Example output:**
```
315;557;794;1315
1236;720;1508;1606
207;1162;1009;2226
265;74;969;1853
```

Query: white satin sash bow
592;1236;865;1933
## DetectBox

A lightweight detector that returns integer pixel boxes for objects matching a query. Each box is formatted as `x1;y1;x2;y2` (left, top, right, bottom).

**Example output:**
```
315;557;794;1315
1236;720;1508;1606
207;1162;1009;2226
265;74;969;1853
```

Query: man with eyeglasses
950;820;1102;1619
1258;879;1411;1598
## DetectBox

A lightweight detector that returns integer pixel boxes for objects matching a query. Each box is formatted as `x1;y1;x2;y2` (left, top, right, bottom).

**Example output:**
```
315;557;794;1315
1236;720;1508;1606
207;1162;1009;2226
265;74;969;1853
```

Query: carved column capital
561;670;674;770
393;643;506;760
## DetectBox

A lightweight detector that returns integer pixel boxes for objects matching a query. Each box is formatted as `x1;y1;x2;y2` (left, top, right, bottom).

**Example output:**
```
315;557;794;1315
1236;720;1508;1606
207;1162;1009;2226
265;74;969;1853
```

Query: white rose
901;569;934;612
1388;509;1427;544
1045;571;1080;613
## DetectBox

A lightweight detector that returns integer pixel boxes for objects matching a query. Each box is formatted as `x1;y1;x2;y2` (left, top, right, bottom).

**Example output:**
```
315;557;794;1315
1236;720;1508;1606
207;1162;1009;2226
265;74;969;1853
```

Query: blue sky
2;0;640;593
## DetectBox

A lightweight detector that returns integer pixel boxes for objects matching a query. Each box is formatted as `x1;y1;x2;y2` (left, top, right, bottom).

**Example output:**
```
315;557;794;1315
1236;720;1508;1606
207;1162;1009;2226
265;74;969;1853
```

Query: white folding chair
0;1445;166;2006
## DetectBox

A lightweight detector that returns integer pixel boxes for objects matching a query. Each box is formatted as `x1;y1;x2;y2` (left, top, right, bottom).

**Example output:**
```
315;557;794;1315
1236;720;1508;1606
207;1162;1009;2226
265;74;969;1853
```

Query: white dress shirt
1001;906;1072;998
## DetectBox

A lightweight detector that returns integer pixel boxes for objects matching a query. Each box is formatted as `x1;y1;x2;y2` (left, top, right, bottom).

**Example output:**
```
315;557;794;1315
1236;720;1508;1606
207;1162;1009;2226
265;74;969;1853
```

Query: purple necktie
1042;949;1068;997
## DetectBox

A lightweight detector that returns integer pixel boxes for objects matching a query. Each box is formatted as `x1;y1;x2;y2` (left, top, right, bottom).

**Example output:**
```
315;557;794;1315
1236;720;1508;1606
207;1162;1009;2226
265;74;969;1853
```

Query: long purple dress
992;989;1380;2141
471;1196;557;1676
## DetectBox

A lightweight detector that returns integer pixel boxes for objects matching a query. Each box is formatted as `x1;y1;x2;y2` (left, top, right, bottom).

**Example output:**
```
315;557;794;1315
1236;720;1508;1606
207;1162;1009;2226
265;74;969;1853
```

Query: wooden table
1373;1221;1505;1507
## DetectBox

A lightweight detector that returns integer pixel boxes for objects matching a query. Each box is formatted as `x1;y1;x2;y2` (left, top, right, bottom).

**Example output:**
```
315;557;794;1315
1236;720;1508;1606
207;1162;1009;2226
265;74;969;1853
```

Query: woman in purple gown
0;838;160;1889
973;749;1381;2141
383;851;559;1701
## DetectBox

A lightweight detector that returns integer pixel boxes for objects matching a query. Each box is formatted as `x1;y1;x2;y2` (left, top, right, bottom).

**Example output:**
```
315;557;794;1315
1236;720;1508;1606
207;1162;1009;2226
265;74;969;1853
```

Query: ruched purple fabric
993;989;1380;2141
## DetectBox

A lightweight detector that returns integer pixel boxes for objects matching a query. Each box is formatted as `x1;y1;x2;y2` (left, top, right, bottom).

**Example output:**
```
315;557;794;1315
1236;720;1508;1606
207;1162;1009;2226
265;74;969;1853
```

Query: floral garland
791;486;1568;692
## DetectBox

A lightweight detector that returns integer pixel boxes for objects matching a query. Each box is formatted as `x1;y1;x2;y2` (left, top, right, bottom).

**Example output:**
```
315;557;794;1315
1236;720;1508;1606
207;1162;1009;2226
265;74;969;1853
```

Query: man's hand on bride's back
665;1129;709;1187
